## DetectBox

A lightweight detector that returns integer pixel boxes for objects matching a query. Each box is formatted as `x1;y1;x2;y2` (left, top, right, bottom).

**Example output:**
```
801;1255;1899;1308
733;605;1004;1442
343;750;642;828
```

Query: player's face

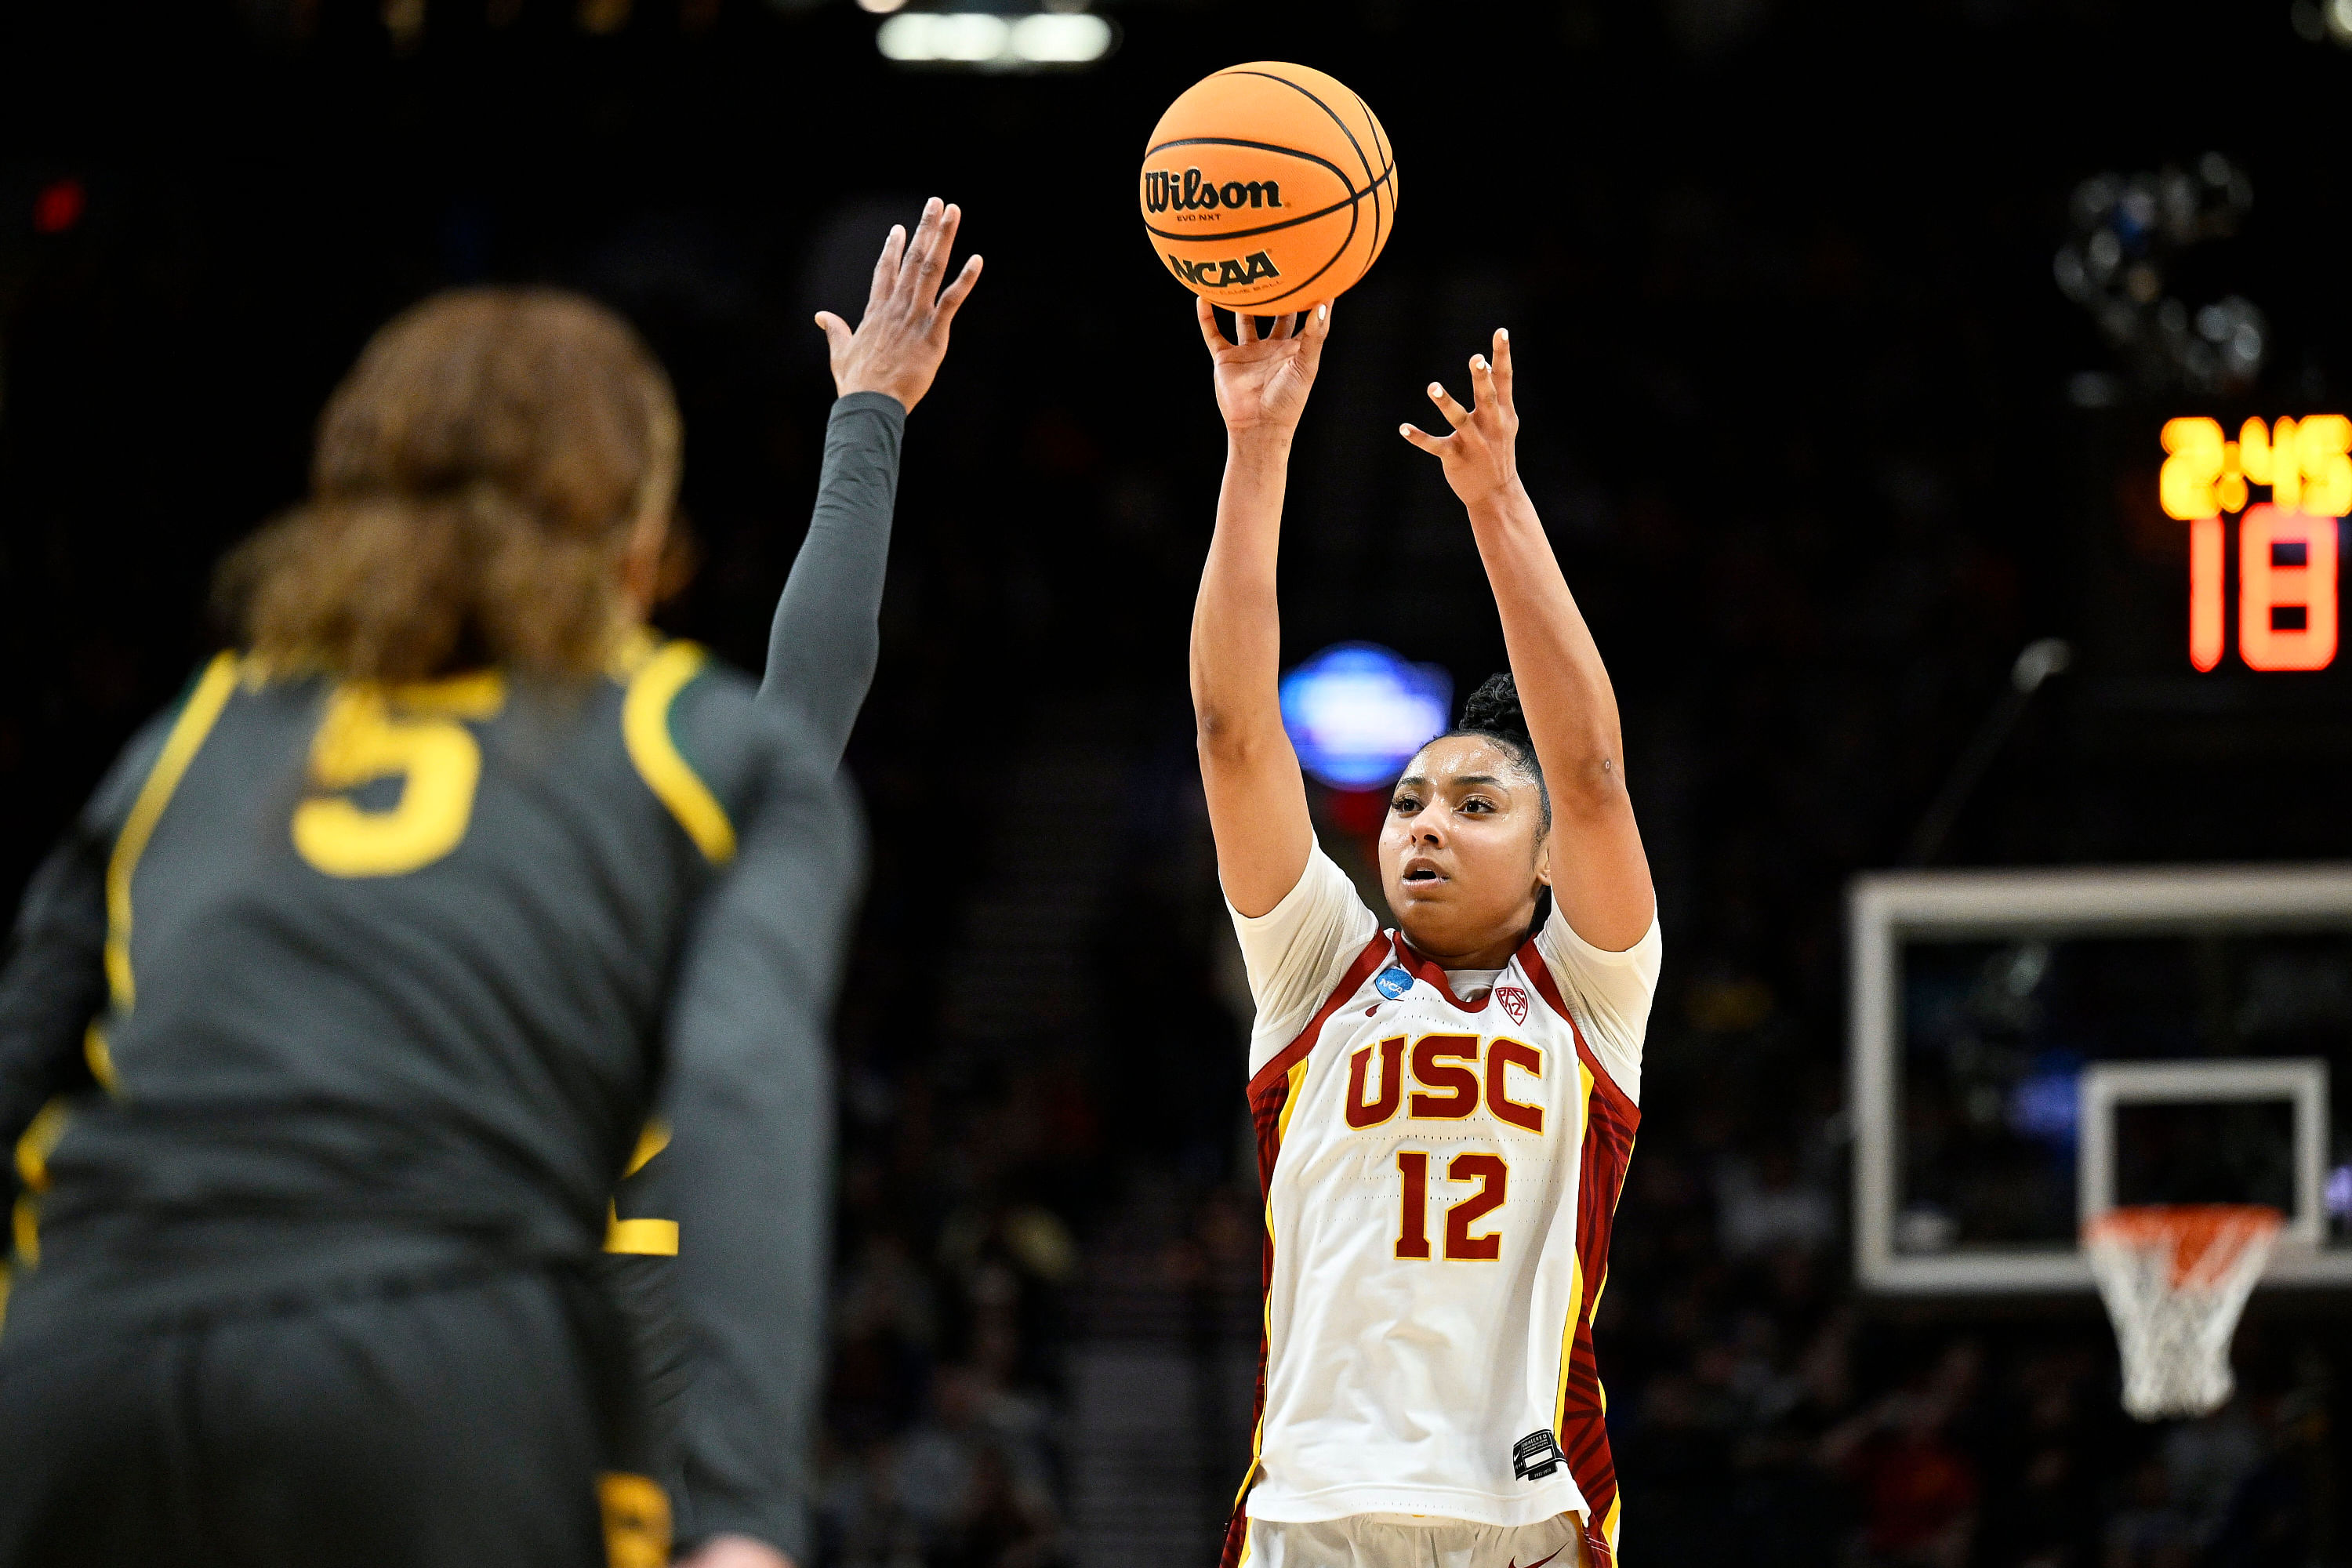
1379;735;1548;966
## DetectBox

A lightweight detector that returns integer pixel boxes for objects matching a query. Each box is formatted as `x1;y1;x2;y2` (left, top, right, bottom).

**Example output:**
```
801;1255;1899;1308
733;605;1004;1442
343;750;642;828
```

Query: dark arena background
7;1;2352;1565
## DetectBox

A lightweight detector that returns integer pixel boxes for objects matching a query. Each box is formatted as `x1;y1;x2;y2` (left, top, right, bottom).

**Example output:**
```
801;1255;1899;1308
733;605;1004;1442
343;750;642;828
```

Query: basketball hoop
2083;1203;2281;1421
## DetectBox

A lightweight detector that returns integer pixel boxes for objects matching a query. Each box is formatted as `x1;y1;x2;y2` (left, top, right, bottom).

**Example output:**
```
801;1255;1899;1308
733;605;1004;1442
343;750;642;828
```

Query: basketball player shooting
1190;300;1661;1568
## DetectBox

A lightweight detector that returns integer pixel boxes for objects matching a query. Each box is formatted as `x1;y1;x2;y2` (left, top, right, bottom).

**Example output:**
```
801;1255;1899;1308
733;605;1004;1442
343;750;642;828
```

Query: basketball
1139;62;1396;318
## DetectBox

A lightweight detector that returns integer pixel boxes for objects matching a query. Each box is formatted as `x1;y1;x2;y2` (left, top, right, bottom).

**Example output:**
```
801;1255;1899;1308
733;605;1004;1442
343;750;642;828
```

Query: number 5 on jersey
1396;1151;1508;1261
293;675;506;878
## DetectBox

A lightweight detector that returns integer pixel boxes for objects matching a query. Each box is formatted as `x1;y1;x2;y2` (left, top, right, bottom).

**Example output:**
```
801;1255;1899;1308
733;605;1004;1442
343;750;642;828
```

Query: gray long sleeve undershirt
665;389;906;1555
758;390;906;765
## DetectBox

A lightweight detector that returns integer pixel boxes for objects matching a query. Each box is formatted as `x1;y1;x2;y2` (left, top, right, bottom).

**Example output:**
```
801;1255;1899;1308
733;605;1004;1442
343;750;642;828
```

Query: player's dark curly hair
1436;672;1552;836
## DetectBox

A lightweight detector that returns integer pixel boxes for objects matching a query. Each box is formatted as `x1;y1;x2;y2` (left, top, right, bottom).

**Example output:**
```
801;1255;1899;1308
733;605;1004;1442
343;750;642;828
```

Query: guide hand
817;198;984;413
1400;329;1523;510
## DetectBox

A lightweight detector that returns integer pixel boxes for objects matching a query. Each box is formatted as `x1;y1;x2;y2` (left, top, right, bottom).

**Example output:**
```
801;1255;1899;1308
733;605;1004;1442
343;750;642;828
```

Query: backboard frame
1850;863;2352;1294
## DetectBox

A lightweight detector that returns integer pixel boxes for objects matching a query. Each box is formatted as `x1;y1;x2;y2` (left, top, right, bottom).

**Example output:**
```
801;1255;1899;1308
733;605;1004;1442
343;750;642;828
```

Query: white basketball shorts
1244;1514;1587;1568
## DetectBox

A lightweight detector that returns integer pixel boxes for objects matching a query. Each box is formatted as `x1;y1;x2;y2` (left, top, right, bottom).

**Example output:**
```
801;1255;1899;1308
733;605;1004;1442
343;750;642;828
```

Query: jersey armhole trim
1518;939;1639;1123
1246;931;1392;1098
622;641;738;866
104;652;241;1009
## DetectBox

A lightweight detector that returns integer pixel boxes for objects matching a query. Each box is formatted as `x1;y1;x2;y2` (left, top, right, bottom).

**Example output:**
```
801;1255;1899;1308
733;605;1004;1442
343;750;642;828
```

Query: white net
2084;1204;2281;1421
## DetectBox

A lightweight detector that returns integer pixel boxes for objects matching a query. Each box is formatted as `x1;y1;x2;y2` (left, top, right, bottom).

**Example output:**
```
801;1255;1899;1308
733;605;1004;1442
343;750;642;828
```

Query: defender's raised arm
1400;330;1655;951
1189;301;1332;917
762;198;983;766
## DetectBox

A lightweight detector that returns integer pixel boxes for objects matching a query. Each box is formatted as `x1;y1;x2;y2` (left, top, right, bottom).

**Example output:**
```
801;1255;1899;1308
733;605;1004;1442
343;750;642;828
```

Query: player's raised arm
759;198;982;767
1400;332;1655;950
1190;300;1331;917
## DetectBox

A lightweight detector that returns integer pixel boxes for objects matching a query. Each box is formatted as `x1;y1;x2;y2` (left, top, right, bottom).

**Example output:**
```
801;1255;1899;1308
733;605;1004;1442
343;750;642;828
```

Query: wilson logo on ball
1143;169;1284;214
1165;251;1281;289
1138;62;1396;312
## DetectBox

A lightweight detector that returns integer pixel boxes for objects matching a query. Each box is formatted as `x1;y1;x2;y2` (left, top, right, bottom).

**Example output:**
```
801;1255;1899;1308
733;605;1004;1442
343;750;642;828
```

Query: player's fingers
1269;310;1296;342
1427;380;1471;428
932;253;984;328
1235;308;1259;344
814;311;853;356
1196;295;1229;353
1469;354;1499;412
903;197;949;281
870;225;906;307
924;204;964;299
1492;328;1514;405
1399;422;1446;454
1295;303;1332;374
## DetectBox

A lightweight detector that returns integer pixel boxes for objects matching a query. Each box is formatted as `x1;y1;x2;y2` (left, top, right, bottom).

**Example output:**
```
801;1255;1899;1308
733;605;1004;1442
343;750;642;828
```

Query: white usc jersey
1221;851;1659;1568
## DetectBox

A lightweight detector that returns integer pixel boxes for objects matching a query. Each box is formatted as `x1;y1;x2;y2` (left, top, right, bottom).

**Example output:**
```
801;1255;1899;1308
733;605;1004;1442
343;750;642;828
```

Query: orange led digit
2188;516;2226;672
2238;503;2339;671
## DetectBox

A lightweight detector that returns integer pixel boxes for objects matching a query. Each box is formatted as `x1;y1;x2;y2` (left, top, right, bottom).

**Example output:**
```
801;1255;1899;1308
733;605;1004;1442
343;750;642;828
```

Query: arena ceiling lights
867;5;1116;70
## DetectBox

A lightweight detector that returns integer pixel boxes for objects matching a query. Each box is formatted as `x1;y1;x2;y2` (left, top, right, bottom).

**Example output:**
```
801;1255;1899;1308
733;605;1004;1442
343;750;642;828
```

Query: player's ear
620;506;671;616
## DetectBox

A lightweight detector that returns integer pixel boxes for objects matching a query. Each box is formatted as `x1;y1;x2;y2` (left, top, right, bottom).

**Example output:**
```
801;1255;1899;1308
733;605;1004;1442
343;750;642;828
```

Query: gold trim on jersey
11;1098;71;1274
604;1120;679;1256
1553;1056;1597;1439
1276;1058;1310;1145
82;1025;115;1094
105;652;240;1008
622;642;736;866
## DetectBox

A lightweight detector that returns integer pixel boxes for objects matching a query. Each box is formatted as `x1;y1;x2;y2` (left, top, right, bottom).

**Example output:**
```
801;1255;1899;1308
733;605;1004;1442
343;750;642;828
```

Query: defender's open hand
1399;329;1521;509
817;198;983;413
1198;299;1331;441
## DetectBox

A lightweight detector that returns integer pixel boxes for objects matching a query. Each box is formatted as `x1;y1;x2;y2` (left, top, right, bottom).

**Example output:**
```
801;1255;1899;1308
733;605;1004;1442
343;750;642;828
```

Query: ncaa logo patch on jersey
1374;965;1414;1000
1497;984;1529;1025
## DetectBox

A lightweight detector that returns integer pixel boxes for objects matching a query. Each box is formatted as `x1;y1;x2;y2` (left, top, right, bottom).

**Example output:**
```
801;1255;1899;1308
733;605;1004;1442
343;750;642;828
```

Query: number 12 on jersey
1396;1150;1508;1261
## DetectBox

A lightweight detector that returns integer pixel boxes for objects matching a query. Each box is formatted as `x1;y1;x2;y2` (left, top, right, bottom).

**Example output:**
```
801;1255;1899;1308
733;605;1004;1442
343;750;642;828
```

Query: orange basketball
1139;63;1397;317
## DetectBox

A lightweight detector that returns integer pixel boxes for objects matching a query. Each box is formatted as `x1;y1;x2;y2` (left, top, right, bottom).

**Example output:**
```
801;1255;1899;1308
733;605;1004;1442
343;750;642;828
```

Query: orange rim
2083;1203;2284;1288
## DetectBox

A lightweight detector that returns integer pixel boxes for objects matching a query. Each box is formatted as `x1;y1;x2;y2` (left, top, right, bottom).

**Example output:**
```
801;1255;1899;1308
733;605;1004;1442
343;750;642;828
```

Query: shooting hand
1197;299;1331;442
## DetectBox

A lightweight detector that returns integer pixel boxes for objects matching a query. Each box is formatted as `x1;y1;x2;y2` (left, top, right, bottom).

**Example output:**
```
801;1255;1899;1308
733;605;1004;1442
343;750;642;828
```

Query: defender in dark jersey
0;200;982;1568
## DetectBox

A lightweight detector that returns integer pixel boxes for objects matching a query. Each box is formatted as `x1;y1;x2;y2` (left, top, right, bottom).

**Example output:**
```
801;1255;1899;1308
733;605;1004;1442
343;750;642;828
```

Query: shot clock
2158;415;2350;672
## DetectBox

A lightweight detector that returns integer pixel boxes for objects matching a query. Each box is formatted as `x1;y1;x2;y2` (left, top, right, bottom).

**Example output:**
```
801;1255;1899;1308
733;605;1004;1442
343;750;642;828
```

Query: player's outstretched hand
1198;299;1331;441
816;197;984;413
1399;329;1522;510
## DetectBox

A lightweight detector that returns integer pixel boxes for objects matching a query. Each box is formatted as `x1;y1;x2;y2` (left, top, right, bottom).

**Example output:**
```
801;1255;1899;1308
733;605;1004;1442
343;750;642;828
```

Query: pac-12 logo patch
1497;985;1529;1025
1374;966;1414;1000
